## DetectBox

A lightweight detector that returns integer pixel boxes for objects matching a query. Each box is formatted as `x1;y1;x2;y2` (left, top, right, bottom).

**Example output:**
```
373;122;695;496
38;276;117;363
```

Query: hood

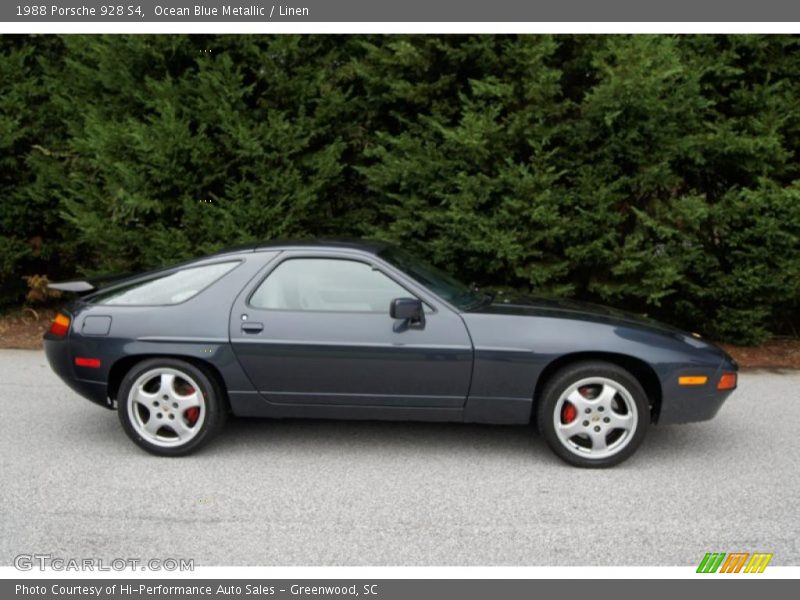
471;291;690;338
465;291;734;364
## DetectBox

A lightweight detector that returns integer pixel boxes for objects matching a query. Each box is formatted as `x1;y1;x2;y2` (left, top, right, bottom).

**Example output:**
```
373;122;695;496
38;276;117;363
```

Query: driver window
250;258;413;312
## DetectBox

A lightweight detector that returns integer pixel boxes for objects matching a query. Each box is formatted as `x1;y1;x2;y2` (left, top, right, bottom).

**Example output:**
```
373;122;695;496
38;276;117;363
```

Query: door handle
241;322;264;334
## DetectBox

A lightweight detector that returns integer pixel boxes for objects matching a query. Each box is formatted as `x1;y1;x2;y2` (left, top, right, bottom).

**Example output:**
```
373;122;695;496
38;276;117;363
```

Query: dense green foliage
2;34;799;343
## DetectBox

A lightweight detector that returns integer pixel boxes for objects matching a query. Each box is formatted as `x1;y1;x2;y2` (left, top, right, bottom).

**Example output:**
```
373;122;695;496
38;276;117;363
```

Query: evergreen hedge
1;34;799;344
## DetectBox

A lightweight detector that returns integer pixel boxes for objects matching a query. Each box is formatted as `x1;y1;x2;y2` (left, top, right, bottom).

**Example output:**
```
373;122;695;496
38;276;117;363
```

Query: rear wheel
537;361;649;468
118;358;226;456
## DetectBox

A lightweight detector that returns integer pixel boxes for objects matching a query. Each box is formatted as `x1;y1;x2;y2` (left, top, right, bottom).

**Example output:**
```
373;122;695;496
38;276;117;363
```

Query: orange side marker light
717;372;737;390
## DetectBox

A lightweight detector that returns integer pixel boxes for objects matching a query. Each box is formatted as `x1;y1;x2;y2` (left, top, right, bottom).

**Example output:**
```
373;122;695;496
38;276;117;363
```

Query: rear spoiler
47;271;136;295
47;280;95;293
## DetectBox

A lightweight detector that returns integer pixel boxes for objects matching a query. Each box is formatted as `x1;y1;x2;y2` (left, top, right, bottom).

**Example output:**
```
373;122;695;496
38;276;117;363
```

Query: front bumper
657;357;738;424
658;387;735;424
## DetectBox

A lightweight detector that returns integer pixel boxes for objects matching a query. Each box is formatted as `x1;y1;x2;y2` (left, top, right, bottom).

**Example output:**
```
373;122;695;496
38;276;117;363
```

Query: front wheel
537;362;649;468
118;358;226;456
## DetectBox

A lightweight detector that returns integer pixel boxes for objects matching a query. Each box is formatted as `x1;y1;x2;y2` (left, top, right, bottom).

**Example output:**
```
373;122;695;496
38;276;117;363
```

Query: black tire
536;361;649;468
117;358;226;456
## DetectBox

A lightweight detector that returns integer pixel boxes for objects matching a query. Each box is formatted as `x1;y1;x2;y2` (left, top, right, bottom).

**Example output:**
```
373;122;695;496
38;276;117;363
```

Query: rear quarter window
89;261;239;306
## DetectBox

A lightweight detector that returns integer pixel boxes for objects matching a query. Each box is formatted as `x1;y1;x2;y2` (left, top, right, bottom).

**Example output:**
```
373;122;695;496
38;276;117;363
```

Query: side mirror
390;297;425;328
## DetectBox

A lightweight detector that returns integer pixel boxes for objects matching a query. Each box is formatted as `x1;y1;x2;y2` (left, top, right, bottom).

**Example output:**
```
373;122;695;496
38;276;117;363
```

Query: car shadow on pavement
73;404;743;468
217;416;543;457
208;415;739;466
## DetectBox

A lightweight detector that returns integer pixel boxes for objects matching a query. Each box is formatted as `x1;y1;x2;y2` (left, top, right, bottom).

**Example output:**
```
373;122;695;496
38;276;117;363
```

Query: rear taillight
717;372;737;390
49;313;71;337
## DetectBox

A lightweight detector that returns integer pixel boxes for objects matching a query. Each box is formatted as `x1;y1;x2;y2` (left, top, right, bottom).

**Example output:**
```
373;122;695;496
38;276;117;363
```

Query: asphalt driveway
0;350;797;566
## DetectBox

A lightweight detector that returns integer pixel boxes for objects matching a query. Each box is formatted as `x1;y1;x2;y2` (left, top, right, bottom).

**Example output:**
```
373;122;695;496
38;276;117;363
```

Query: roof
213;238;393;256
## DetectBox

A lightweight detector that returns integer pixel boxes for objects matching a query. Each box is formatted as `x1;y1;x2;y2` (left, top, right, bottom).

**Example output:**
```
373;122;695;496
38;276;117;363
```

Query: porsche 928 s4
44;240;737;467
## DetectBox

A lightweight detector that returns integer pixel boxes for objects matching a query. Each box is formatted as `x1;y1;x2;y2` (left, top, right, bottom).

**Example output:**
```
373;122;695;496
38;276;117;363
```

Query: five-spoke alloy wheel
118;358;226;456
537;361;649;468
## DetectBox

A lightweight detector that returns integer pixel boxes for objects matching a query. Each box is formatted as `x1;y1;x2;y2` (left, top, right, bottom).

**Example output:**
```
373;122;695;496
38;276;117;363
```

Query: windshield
378;247;484;309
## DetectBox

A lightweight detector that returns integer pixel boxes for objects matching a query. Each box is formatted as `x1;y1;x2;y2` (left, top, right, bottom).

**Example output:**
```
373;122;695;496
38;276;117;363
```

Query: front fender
460;313;734;424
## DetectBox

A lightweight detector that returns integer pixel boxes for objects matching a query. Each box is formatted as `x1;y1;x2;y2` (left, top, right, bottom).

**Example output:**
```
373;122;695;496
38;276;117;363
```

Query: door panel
229;254;473;408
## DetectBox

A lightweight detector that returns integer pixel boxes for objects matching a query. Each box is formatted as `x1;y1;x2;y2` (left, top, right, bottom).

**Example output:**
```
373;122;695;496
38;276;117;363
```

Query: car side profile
44;239;738;467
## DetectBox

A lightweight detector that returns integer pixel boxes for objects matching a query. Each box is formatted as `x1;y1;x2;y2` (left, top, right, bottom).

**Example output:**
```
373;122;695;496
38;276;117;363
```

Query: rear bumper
44;337;111;409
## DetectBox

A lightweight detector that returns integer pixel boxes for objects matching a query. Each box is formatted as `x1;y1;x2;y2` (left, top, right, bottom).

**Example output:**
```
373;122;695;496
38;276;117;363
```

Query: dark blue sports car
44;239;737;467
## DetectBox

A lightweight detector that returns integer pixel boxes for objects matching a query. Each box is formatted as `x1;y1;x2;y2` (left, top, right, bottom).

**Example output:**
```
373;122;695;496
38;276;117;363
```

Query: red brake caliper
184;386;200;425
561;402;577;424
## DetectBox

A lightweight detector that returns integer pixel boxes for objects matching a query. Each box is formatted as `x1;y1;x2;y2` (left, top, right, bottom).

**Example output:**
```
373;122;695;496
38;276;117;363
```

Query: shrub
1;34;798;344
